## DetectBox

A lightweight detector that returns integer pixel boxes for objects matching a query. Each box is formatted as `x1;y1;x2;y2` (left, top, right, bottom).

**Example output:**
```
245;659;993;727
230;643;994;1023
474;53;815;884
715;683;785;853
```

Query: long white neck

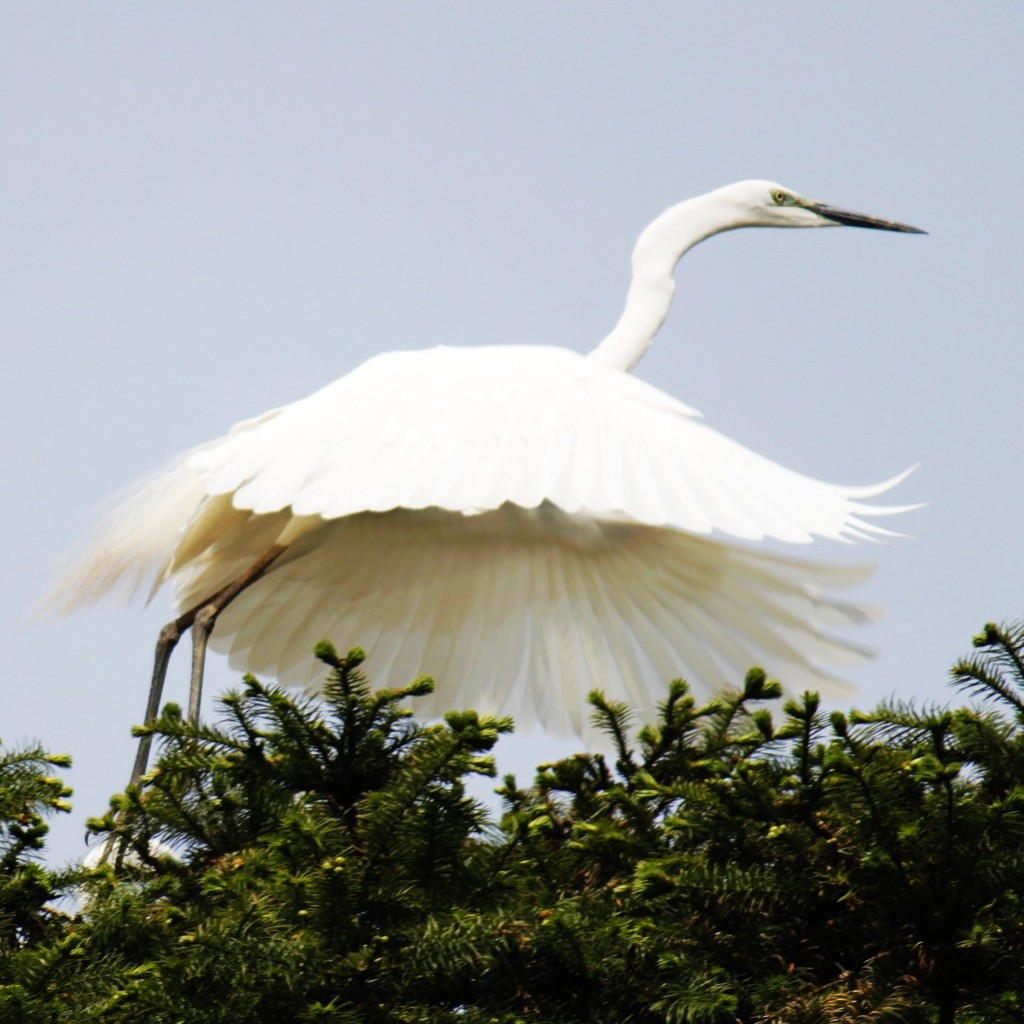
588;191;737;372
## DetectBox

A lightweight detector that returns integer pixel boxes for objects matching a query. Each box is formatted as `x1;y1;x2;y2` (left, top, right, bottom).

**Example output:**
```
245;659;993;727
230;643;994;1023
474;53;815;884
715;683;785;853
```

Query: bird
53;179;924;781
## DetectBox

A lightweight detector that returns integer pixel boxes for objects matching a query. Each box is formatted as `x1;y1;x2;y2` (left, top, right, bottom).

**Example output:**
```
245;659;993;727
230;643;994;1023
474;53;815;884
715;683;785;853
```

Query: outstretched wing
49;343;910;735
188;344;912;544
178;504;879;736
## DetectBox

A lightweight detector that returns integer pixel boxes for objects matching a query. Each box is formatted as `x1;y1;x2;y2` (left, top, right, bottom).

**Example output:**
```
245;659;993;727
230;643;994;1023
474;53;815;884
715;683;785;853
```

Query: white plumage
55;180;924;738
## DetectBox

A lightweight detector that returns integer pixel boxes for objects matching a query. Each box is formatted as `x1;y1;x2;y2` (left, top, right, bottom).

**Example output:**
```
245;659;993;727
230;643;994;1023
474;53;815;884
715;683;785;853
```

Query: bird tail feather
42;455;207;615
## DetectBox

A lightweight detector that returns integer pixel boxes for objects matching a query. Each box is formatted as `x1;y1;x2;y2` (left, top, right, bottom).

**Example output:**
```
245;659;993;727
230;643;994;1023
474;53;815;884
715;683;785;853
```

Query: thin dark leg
184;544;287;725
189;607;214;724
101;544;288;867
102;617;191;866
128;617;187;789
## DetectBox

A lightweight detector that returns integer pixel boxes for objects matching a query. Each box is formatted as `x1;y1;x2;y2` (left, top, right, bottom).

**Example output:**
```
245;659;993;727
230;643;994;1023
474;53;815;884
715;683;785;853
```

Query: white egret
55;180;924;780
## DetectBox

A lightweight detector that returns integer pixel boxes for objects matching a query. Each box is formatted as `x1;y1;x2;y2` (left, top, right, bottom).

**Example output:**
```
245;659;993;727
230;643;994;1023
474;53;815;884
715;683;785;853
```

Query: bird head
722;179;926;234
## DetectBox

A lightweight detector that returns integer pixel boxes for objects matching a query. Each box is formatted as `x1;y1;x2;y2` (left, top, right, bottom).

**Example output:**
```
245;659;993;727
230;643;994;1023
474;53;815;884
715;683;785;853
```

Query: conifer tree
0;738;72;1022
3;625;1024;1021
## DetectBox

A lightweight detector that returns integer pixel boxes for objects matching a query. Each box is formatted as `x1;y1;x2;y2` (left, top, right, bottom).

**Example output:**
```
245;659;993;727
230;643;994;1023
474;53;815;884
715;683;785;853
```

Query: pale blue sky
3;3;1022;863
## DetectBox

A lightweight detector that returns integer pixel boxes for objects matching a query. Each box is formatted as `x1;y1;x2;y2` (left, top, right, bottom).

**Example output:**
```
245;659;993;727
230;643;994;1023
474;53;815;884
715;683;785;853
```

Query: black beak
804;200;927;234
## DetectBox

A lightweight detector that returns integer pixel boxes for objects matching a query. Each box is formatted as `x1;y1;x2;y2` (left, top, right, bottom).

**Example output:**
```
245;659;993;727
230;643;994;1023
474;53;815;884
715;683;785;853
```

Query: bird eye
772;190;788;205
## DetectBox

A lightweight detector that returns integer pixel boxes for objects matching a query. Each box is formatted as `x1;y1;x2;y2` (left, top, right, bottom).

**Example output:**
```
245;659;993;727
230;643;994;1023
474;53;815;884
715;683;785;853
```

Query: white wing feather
189;346;910;542
52;343;911;733
179;505;876;735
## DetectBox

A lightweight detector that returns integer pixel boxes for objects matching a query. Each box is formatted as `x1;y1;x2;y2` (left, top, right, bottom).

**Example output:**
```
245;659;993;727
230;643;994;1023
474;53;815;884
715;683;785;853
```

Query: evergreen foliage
4;625;1024;1021
0;738;72;1021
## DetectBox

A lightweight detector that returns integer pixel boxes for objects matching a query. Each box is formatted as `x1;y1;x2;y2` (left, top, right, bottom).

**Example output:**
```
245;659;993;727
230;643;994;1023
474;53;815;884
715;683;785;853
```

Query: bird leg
101;544;288;867
183;543;287;726
189;613;211;725
127;614;193;790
